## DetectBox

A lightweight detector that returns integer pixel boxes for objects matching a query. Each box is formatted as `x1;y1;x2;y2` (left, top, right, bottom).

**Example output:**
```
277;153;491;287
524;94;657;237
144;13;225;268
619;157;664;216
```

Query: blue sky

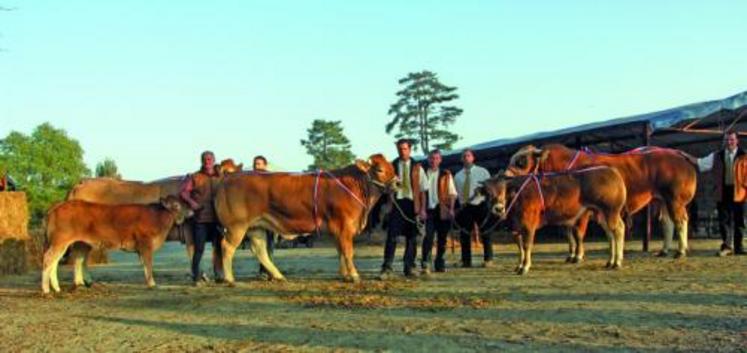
1;1;746;181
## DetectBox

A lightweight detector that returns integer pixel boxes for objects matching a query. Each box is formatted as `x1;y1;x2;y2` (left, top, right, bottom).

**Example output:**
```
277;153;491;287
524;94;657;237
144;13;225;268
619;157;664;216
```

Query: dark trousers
382;198;418;274
259;231;276;274
718;185;745;252
421;208;451;271
192;222;224;281
456;203;493;266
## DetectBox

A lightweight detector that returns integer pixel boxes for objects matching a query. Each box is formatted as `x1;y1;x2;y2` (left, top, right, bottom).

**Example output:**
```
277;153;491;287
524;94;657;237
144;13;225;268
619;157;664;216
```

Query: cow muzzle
492;202;506;218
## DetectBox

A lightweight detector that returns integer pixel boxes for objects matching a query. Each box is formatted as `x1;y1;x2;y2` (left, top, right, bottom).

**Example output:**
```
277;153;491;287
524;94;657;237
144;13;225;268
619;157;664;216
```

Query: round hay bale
0;238;28;275
0;192;29;241
0;192;30;275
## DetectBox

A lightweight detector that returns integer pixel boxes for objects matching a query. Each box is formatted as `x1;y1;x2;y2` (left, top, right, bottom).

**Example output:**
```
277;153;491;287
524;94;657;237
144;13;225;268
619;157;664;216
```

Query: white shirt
454;164;491;205
396;159;428;200
697;149;737;185
425;168;457;209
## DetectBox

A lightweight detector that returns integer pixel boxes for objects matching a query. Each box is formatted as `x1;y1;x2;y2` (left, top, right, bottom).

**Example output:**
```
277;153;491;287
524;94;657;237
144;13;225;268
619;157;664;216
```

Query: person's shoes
434;267;447;273
717;248;733;257
460;262;472;268
734;249;746;255
378;269;394;281
655;250;669;257
482;260;496;268
193;274;209;287
404;270;419;279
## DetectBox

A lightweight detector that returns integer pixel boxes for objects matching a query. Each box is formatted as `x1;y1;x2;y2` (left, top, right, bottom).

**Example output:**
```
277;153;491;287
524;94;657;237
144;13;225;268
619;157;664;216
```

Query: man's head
428;149;442;170
253;155;268;171
725;130;739;152
201;151;216;172
396;139;413;161
462;149;476;167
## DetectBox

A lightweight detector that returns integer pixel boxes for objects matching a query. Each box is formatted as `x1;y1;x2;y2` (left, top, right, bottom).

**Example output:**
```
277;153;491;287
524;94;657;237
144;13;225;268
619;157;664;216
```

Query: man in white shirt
380;139;429;279
454;149;493;267
692;130;746;256
420;149;457;275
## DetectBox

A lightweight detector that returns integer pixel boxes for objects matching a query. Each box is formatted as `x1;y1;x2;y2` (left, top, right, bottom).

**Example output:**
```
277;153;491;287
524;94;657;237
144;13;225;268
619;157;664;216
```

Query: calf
41;195;192;293
480;167;627;274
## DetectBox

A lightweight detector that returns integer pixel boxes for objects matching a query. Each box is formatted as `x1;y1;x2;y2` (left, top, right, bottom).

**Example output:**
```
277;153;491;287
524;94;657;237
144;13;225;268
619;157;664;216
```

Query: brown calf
481;166;627;274
41;195;192;293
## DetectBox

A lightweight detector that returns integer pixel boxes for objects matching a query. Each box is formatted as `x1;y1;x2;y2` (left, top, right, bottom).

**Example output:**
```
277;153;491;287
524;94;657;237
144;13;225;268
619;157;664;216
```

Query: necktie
462;168;471;203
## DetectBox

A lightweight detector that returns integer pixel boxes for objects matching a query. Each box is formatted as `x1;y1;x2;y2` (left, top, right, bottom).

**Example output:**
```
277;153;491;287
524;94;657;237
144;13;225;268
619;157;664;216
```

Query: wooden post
643;123;652;252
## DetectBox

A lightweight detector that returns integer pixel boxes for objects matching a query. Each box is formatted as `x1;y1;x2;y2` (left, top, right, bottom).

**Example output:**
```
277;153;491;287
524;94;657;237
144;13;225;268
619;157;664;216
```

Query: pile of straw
0;192;30;275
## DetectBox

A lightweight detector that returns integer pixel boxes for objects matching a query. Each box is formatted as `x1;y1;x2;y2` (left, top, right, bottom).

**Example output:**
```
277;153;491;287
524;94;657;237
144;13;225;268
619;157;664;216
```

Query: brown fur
214;154;398;283
41;196;192;293
506;144;697;260
482;166;627;274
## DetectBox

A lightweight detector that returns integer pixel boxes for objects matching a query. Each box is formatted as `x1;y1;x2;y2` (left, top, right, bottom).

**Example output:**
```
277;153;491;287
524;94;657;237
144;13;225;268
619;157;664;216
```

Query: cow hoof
673;251;686;259
147;284;157;290
343;275;361;283
605;261;613;268
565;256;574;263
518;268;529;275
225;281;236;288
84;280;95;288
270;277;287;282
571;257;583;264
611;263;622;270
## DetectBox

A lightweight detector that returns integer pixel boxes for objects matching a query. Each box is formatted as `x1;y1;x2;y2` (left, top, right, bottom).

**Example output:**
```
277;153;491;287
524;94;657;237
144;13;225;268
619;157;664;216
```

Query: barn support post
643;122;652;252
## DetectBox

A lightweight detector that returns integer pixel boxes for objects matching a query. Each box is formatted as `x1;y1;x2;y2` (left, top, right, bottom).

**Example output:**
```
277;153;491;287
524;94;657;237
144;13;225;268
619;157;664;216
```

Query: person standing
454;149;493;267
420;149;457;275
693;130;746;256
180;151;225;285
379;139;428;279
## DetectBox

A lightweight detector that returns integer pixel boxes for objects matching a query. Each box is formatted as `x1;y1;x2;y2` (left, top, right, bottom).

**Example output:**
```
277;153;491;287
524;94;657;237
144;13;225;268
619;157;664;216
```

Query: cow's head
215;159;243;177
160;195;194;225
505;145;549;177
475;176;512;219
356;154;399;193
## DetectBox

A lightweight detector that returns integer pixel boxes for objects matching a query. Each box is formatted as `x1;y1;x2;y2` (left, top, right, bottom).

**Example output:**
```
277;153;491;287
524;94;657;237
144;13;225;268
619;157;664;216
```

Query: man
454;148;493;267
380;139;428;279
253;155;278;278
693;130;746;256
180;151;225;285
420;149;457;275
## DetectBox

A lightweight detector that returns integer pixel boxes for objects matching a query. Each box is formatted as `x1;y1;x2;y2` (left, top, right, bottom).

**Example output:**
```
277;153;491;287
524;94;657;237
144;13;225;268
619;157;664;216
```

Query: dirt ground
1;237;745;353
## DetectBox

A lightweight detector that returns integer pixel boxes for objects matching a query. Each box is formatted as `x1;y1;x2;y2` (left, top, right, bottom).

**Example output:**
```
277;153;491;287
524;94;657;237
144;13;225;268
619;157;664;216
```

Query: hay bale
0;239;28;275
0;192;29;241
0;192;30;275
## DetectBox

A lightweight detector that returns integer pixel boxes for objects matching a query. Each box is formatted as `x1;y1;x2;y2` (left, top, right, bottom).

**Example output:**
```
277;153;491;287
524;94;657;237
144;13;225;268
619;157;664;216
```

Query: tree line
1;70;462;221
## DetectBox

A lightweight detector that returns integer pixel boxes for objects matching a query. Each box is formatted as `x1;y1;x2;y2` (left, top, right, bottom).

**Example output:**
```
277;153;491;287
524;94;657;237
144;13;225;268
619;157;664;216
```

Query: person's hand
418;209;427;221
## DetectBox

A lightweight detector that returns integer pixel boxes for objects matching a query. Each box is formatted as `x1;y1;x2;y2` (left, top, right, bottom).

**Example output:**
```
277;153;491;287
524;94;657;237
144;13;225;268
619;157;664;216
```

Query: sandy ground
1;237;745;353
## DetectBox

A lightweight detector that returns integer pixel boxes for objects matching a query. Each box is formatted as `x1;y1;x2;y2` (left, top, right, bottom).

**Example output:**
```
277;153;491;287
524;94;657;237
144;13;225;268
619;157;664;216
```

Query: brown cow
215;154;398;283
505;144;696;261
41;195;193;293
64;158;243;278
480;166;627;274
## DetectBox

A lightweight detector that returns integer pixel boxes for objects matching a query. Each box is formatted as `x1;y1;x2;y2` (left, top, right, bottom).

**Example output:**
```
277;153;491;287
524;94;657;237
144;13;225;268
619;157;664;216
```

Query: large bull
215;154;398;284
505;144;696;261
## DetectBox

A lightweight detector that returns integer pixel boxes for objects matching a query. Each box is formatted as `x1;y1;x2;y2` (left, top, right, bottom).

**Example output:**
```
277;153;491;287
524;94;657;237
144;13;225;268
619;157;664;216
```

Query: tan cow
480;166;627;274
214;154;398;284
42;195;193;293
506;144;696;261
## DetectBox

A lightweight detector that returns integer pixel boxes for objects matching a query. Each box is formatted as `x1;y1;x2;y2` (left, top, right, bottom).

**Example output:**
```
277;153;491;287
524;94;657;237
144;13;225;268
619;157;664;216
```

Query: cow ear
355;159;371;172
534;149;550;163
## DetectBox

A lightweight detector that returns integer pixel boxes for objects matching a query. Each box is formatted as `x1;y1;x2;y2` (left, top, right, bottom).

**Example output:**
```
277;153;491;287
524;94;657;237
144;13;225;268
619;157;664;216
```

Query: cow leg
564;227;576;263
671;204;689;259
573;214;590;263
248;230;285;281
513;231;525;274
185;230;195;271
70;243;91;288
658;208;674;256
338;231;359;283
520;229;535;275
606;213;626;269
139;249;156;288
601;217;617;268
42;242;71;294
221;224;247;285
615;218;626;268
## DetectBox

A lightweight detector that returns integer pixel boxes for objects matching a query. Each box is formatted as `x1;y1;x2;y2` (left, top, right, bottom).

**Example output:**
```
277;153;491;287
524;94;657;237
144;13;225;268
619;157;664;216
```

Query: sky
1;1;746;181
